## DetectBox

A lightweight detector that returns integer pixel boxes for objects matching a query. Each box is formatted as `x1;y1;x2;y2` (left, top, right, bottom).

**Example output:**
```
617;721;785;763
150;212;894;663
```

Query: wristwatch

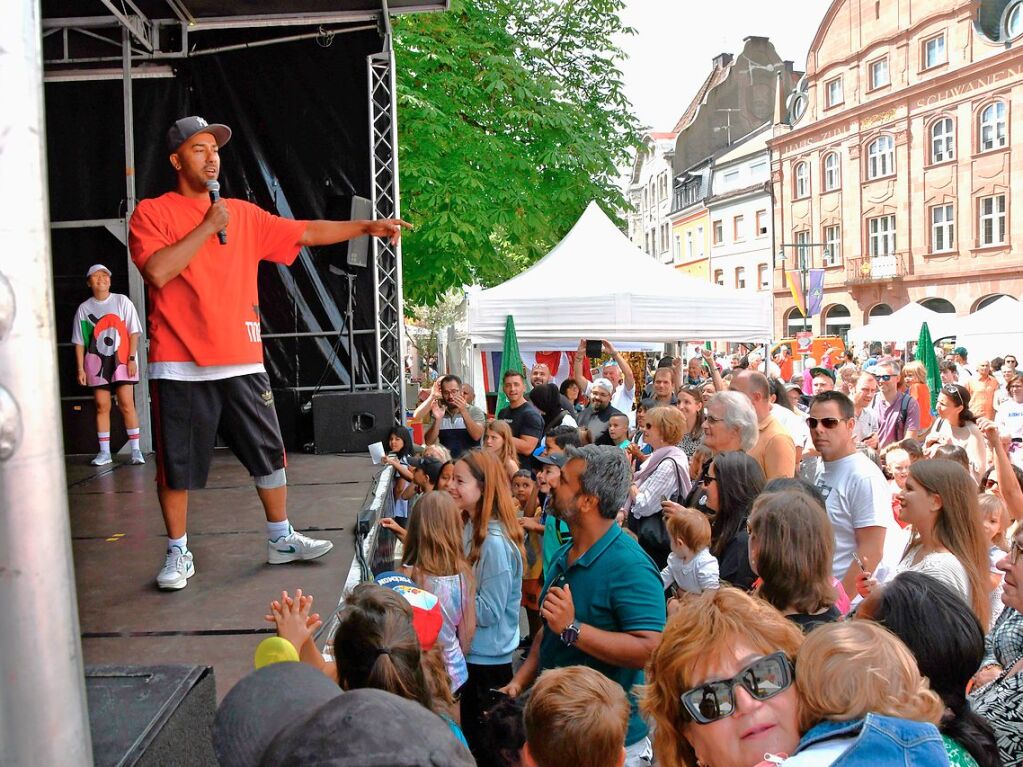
128;355;137;361
560;622;580;647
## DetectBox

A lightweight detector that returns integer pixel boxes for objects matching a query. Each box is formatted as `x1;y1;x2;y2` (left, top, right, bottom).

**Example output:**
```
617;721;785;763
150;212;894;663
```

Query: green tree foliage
393;0;640;307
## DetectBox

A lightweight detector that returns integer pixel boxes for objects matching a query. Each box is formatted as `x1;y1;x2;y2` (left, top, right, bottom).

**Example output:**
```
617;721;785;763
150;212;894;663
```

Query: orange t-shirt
967;376;1000;420
129;193;307;366
909;382;933;431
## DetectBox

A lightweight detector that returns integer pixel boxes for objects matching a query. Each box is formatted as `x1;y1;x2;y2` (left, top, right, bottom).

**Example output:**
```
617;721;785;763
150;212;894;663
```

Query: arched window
794;161;809;198
868;303;893;319
822;304;851;338
919;297;956;314
867;135;894;179
823;152;840;191
785;307;807;336
930;118;954;163
1006;1;1023;39
975;294;1012;312
980;102;1007;151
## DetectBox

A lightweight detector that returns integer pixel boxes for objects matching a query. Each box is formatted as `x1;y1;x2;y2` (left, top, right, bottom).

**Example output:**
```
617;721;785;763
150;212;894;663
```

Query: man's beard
553;495;578;523
592;400;608;412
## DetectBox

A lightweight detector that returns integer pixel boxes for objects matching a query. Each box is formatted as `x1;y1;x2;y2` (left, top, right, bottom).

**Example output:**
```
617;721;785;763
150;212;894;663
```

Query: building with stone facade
769;0;1023;341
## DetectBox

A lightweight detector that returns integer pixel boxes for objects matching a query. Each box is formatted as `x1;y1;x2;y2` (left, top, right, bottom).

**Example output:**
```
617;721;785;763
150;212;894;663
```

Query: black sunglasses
807;416;846;429
680;652;794;724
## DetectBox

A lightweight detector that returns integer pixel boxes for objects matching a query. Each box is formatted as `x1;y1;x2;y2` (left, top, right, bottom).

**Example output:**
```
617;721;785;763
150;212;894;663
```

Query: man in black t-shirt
576;378;625;446
496;370;545;467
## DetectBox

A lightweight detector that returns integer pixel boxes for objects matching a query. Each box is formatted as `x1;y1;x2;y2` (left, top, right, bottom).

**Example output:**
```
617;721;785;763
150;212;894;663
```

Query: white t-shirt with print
814;452;895;581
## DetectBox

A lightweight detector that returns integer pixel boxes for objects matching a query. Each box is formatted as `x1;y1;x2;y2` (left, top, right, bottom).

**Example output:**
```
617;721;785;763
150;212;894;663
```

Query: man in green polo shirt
501;444;665;766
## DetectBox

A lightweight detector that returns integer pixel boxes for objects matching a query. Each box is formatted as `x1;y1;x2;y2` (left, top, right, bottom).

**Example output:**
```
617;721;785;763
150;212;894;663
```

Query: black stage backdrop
46;29;386;450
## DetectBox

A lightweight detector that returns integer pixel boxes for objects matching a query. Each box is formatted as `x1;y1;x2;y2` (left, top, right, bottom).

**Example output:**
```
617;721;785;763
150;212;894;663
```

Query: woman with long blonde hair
901;360;933;431
446;449;525;758
401;491;477;697
862;459;991;629
483;419;520;480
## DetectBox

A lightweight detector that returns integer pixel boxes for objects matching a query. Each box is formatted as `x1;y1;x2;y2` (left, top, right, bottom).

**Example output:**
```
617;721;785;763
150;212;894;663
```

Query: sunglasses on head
942;384;964;406
807;416;846;429
985;478;999;489
680;652;794;724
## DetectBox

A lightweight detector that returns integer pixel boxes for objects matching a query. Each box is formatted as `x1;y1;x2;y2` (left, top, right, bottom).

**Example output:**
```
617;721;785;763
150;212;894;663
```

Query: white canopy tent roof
953;296;1023;362
466;202;773;349
846;301;958;345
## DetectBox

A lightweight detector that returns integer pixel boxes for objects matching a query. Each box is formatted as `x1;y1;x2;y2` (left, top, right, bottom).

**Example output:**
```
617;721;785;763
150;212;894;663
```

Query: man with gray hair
730;370;796;480
576;378;626;446
501;445;665;766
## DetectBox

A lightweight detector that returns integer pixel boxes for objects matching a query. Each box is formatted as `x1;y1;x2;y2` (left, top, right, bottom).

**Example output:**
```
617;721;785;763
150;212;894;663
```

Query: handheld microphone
205;180;227;245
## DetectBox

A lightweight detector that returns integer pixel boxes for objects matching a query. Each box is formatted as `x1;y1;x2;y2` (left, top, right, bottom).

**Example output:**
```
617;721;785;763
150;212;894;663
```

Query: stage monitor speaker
87;664;217;767
346;195;372;267
312;390;394;454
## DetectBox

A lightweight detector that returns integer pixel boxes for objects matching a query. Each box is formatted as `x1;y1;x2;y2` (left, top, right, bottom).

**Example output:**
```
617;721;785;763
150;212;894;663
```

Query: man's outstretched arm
300;219;411;247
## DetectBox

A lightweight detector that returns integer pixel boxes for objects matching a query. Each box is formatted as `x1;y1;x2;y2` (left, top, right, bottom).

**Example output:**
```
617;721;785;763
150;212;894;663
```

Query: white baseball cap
86;264;111;278
591;377;614;394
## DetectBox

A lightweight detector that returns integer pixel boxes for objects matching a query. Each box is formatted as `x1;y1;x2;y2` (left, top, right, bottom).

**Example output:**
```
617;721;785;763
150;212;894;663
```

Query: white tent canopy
954;296;1023;362
466;202;773;348
846;301;958;345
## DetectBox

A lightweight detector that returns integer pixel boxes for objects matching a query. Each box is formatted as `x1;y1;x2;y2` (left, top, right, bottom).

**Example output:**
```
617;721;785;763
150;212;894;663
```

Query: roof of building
672;61;732;134
648;131;678;140
715;125;772;165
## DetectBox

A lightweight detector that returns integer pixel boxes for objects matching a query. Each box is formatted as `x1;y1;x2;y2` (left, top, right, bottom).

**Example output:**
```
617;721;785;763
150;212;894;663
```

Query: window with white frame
795;230;810;263
824;225;842;265
794;162;809;198
825;77;843;108
758;263;770;290
979;195;1006;246
930;204;954;252
756;209;768;237
867;135;895;179
696;226;705;258
980;102;1007;151
930;118;954;163
868;215;897;256
923;34;946;69
686;230;694;260
823;152;840;191
735;267;746;289
1008;2;1023;39
723;169;739;186
733;215;744;240
869;58;889;89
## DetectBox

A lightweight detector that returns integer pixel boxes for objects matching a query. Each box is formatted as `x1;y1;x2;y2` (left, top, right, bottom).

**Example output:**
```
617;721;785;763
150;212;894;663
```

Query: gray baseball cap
166;115;232;152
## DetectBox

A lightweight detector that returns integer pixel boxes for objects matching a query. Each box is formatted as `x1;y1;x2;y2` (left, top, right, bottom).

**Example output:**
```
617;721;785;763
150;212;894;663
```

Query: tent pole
0;2;93;764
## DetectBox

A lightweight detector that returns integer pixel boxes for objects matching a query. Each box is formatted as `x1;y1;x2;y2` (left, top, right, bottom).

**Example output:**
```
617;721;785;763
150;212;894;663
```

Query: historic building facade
627;131;677;263
769;0;1023;340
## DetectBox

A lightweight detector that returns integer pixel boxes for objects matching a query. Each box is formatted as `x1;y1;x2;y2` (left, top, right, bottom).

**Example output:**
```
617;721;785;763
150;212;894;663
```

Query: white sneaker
91;452;113;466
267;527;333;564
156;545;195;590
131;449;146;465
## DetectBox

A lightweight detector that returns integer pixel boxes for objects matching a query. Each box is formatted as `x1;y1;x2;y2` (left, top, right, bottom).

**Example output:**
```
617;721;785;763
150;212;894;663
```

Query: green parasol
917;321;942;412
494;314;526;414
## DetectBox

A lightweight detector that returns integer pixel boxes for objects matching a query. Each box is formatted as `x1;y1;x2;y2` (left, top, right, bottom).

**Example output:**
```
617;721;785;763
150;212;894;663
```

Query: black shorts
150;373;286;490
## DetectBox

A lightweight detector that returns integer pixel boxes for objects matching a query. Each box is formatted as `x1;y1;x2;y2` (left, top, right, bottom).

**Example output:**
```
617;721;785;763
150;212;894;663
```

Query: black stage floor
69;450;375;700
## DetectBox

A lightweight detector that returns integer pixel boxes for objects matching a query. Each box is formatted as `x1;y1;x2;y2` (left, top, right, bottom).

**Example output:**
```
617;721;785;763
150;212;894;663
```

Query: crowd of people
216;340;1023;767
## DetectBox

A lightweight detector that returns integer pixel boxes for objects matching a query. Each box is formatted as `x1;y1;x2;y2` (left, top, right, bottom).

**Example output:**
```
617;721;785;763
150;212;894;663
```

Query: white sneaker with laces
131;449;146;465
156;545;195;590
267;527;333;564
91;452;113;466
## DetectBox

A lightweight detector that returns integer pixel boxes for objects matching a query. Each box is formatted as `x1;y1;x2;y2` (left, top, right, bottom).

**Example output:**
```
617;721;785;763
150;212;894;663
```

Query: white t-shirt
71;293;143;344
772;404;810;451
814;452;895;580
71;293;144;386
852;407;879;443
894;545;971;606
996;398;1023;440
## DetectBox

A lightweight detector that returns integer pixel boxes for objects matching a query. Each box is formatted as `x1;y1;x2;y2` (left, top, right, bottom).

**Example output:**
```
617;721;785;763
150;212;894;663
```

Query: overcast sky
618;0;834;131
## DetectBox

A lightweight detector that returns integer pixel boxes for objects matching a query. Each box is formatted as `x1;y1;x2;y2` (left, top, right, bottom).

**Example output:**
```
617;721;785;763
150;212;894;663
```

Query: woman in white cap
71;264;145;466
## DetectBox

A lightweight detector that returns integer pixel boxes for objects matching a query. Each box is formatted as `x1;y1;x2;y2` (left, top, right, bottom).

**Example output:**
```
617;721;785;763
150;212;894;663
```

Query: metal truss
368;38;407;420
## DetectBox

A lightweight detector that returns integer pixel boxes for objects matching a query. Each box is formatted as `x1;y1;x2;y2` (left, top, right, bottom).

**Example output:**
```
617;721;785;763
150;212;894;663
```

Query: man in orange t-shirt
966;360;999;421
129;116;410;591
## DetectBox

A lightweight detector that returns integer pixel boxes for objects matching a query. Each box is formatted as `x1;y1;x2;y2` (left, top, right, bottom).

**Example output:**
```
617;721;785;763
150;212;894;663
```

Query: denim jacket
794;713;950;767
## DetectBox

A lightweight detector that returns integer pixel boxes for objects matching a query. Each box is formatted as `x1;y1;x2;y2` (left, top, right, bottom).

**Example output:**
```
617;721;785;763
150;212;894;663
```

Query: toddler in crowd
660;508;719;597
777;621;947;765
523;666;630;767
608;413;631;450
979;493;1010;625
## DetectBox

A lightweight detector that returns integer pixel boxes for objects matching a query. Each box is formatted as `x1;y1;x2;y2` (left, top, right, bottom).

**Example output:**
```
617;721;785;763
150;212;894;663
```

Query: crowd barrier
316;464;401;646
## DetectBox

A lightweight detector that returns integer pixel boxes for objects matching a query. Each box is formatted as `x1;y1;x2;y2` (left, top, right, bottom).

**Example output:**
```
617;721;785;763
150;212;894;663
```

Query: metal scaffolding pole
0;2;93;765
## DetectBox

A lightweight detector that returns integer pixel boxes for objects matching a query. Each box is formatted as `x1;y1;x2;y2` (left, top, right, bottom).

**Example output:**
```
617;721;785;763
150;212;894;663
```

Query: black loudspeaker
347;195;372;268
87;665;217;767
312;390;394;454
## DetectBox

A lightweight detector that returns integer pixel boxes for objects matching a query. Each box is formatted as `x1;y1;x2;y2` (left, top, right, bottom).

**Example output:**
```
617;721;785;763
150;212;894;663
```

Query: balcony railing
845;254;907;285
